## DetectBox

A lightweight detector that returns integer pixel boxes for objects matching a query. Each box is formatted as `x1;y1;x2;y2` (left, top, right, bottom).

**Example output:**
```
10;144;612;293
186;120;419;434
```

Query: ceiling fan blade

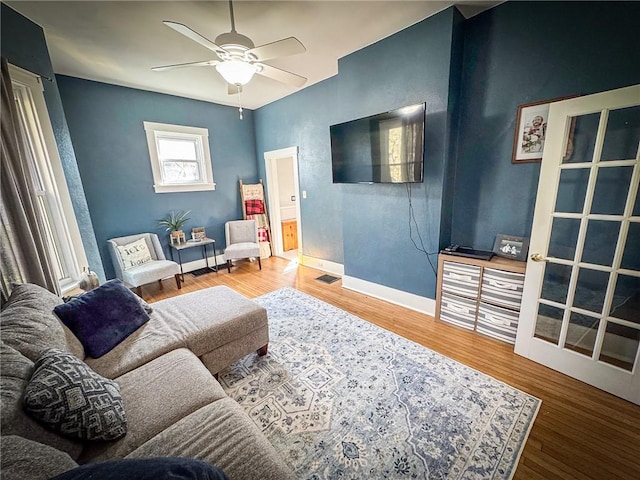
246;37;306;62
256;63;307;87
163;21;227;58
152;60;219;72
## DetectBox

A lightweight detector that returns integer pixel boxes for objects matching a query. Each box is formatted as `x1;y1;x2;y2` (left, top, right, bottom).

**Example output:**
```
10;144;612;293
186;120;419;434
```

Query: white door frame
264;146;302;258
515;84;640;405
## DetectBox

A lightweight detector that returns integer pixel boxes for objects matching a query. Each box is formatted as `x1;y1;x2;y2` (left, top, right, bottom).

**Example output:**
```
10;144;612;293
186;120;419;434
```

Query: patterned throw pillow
116;238;152;270
23;349;127;441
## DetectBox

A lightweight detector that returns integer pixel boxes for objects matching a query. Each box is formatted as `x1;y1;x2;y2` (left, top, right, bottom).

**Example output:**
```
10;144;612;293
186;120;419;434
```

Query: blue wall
56;76;259;279
254;77;343;263
255;8;464;299
452;1;640;249
255;1;640;300
1;3;105;281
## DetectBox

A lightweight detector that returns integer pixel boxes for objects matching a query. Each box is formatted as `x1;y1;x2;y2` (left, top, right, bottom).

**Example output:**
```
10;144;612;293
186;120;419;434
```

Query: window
10;65;88;293
143;122;215;193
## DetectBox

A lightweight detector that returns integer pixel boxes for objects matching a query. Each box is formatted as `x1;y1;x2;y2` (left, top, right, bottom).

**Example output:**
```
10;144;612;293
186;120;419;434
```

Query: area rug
219;287;540;479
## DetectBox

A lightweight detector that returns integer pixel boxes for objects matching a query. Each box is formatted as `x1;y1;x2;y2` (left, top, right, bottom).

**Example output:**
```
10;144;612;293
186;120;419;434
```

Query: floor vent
191;267;216;277
316;274;340;284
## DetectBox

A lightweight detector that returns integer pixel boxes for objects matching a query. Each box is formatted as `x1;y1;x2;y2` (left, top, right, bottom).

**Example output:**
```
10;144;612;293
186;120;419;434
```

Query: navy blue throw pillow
50;457;229;480
54;279;150;358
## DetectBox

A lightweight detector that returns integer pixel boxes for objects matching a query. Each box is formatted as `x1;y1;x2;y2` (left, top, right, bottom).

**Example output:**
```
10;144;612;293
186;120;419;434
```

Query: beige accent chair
107;233;181;296
224;220;261;273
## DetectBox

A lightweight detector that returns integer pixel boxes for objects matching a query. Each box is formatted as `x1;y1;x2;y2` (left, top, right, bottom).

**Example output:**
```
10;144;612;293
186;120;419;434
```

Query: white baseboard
342;275;436;317
300;255;345;276
178;254;226;274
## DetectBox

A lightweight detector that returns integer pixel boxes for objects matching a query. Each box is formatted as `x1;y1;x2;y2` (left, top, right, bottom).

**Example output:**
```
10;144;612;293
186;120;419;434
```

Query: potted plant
158;210;191;245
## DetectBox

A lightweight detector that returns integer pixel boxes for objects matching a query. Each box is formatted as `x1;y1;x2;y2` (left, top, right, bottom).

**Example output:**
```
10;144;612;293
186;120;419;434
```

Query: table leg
203;244;209;269
177;249;184;281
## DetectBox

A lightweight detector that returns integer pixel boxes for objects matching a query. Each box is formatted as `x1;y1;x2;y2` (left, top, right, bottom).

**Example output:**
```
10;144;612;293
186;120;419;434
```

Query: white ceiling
7;1;499;110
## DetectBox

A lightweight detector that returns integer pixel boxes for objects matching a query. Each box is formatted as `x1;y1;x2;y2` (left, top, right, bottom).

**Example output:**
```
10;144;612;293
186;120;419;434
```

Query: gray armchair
224;220;261;273
107;233;181;296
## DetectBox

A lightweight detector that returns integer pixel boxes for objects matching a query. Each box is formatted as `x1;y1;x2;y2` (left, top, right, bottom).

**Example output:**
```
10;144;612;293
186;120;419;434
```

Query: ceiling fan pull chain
237;87;244;120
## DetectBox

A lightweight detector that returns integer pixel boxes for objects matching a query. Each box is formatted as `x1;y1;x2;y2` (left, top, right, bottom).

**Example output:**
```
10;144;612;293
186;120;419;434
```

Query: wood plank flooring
143;256;640;480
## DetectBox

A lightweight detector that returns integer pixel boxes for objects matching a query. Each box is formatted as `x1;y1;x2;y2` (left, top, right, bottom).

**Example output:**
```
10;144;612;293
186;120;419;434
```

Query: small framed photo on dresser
493;234;529;262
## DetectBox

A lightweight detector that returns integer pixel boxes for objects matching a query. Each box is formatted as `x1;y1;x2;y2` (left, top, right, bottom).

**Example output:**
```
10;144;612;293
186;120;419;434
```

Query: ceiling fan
152;0;307;94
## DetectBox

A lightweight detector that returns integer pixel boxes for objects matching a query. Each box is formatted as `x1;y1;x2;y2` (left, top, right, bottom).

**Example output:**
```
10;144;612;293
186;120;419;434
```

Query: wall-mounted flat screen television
330;103;425;184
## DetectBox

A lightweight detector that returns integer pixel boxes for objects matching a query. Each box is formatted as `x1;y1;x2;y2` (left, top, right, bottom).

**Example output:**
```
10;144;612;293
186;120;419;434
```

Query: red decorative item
245;199;265;215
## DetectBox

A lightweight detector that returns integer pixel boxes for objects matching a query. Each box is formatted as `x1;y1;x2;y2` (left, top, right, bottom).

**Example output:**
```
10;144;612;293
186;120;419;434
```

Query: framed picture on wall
512;95;578;163
492;234;529;262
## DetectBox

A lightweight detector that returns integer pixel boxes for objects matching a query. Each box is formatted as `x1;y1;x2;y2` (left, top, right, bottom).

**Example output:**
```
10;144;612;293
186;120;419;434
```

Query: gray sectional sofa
0;283;295;480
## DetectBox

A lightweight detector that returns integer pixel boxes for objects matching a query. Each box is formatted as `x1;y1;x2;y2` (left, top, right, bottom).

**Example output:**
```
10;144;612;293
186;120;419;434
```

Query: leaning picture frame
492;234;529;262
512;95;578;163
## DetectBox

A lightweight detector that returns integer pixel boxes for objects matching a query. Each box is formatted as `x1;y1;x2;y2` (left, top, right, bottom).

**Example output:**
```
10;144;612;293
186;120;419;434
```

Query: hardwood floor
143;256;640;480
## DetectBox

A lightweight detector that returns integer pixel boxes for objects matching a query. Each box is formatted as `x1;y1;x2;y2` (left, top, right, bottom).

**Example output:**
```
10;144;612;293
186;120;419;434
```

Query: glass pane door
517;85;640;405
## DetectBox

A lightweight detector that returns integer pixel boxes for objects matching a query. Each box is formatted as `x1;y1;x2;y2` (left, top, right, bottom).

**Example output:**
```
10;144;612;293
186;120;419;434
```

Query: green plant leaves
157;210;191;231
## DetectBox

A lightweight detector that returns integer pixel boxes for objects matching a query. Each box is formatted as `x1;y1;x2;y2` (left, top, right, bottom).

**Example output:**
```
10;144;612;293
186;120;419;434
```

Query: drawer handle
488;279;518;290
484;314;510;326
447;303;470;314
449;273;473;282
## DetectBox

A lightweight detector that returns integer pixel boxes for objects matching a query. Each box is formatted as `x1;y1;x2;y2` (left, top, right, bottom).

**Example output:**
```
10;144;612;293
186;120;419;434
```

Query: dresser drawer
476;303;519;344
439;292;477;331
442;262;481;298
480;268;525;310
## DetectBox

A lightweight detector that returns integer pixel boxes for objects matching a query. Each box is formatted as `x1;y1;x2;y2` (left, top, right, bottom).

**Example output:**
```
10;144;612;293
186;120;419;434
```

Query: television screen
330;103;425;184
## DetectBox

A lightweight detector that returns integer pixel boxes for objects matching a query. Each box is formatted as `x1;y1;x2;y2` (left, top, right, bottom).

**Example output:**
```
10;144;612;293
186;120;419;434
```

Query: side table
170;237;218;281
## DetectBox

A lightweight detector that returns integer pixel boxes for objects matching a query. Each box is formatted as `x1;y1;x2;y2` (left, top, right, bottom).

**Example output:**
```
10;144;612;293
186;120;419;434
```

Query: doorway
515;84;640;404
264;147;302;261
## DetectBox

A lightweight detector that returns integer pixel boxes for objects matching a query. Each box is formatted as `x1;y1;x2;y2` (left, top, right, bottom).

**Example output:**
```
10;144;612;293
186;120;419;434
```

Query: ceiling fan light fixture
215;59;256;86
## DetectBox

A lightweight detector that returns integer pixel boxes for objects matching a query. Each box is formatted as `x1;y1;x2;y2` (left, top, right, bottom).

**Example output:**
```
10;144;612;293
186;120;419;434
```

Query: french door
515;84;640;405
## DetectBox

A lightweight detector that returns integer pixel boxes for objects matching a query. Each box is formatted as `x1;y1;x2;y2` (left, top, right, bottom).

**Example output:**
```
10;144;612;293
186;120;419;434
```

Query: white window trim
9;64;89;293
143;121;215;193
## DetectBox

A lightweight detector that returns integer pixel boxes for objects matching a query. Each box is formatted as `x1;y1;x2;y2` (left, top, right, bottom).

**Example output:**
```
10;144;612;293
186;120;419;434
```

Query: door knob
530;252;547;262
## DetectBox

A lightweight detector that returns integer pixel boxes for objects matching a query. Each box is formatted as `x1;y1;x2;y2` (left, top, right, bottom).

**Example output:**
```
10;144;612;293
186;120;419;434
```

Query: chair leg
257;344;268;356
174;274;182;289
158;279;164;289
258;257;262;270
135;286;142;297
226;260;231;273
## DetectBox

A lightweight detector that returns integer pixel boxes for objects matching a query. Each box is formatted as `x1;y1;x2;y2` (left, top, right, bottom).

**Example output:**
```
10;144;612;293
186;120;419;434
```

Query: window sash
10;66;87;292
144;122;215;193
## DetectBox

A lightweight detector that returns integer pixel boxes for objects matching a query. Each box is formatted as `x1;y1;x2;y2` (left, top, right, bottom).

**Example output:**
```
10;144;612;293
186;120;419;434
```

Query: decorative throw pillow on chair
23;349;127;441
116;238;152;270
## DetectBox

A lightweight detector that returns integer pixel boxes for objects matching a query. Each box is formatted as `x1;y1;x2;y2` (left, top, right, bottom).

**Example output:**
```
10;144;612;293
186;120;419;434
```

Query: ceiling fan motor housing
215;31;255;60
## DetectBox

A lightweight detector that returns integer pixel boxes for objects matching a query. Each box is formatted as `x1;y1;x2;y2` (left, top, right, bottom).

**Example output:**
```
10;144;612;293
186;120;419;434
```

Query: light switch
302;190;307;199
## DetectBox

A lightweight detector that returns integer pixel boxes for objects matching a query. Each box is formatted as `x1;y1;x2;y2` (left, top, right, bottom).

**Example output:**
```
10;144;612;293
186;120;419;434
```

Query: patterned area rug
219;287;540;479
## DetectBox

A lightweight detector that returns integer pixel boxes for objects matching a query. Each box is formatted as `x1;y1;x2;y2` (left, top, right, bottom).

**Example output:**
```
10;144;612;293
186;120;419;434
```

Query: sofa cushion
0;435;78;480
85;286;267;379
150;286;268;354
51;457;228;480
23;349;127;441
54;279;150;358
79;348;227;463
126;398;296;480
0;343;83;459
0;283;68;361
